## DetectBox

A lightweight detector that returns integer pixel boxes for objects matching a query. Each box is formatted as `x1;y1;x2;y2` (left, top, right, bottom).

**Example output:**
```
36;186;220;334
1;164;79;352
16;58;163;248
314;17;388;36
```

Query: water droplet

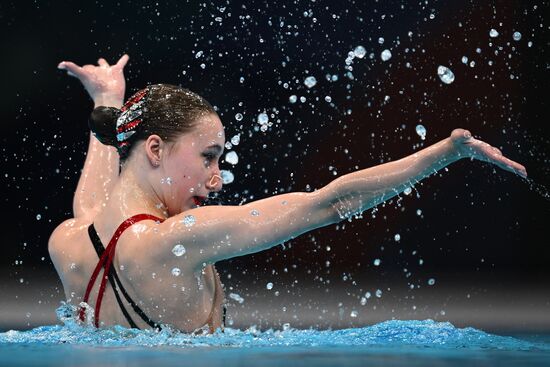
461;56;468;64
220;170;234;184
230;134;240;145
373;259;381;266
172;244;186;256
350;310;358;318
378;37;384;44
416;209;423;216
513;31;522;41
250;209;260;216
161;177;173;185
181;215;195;227
225;151;239;165
266;282;273;290
404;187;412;195
437;65;455;84
324;96;332;102
69;263;76;270
235;113;243;121
353;45;366;58
304;76;317;88
375;289;383;298
394;234;401;241
360;297;367;305
195;51;203;58
171;267;181;276
428;278;436;285
489;29;499;38
289;95;297;103
229;292;244;303
36;214;41;220
381;49;392;61
257;113;269;125
415;124;427;140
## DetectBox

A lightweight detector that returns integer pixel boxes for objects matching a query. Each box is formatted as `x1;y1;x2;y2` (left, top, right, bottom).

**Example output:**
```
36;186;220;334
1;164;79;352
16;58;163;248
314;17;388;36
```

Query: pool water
1;315;549;367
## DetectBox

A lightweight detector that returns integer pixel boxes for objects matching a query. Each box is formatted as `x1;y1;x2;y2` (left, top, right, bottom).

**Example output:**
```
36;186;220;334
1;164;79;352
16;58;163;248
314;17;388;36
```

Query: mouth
192;196;208;206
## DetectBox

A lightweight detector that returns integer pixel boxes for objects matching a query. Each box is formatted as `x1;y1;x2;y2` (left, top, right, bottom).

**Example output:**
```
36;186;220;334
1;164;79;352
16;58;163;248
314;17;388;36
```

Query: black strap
88;224;162;330
223;306;226;331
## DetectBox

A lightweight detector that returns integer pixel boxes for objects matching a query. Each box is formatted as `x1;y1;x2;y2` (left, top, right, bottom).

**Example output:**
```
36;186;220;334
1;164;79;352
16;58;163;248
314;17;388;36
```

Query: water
380;49;392;61
437;65;455;84
1;320;549;367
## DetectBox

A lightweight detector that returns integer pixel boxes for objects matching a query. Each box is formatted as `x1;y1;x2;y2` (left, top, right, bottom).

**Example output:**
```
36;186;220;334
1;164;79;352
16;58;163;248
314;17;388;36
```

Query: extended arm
58;55;129;219
323;128;527;218
157;129;526;269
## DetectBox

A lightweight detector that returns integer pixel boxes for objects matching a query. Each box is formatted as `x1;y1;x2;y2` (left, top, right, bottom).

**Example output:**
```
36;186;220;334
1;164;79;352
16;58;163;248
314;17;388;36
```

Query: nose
206;173;223;192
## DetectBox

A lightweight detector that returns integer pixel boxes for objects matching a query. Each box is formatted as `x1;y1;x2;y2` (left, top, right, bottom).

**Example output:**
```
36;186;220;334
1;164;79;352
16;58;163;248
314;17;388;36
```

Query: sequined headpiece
116;87;149;156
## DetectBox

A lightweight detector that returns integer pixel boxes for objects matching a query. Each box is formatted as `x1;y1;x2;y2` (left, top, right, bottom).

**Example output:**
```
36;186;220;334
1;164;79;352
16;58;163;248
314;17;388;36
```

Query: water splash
0;321;543;350
523;178;550;201
0;306;546;351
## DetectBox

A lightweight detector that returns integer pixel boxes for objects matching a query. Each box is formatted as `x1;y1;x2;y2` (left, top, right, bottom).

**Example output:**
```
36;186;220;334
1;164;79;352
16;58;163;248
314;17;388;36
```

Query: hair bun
88;106;120;146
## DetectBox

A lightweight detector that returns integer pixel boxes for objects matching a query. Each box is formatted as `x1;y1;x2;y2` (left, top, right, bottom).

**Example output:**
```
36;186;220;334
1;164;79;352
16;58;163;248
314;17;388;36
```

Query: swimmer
50;54;527;333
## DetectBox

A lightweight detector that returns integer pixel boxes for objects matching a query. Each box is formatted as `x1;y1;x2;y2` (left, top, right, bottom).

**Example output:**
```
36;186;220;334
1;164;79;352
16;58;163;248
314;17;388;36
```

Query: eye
202;152;218;167
202;152;216;161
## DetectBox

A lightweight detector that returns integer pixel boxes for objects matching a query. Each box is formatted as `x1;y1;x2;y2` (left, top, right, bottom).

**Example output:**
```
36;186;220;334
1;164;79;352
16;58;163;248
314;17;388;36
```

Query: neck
107;164;169;220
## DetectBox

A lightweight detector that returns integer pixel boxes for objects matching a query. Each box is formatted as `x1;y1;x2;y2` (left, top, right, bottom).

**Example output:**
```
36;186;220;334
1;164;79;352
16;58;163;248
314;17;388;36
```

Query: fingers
115;54;129;69
494;155;528;178
57;61;84;78
97;58;110;67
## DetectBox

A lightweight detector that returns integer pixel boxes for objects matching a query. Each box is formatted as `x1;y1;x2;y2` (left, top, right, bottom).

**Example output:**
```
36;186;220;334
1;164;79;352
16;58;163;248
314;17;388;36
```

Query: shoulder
48;217;91;260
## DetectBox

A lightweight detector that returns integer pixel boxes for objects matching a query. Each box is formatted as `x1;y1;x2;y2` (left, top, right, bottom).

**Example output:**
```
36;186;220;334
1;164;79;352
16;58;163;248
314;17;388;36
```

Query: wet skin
50;114;227;332
51;55;527;333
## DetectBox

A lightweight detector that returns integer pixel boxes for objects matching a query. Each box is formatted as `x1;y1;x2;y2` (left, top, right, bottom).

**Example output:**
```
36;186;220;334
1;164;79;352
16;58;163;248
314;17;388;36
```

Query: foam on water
0;305;545;351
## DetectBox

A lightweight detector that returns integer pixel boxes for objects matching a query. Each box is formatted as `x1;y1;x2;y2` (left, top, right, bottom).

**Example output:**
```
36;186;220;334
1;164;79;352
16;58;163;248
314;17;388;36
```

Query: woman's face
159;113;225;215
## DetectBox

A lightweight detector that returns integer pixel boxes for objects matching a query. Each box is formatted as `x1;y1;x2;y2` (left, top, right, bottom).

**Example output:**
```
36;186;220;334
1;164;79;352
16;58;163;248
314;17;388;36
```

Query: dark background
0;0;549;331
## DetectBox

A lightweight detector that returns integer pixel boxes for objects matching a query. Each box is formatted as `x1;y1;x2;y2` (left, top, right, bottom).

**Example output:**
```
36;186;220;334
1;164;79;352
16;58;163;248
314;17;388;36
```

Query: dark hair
88;84;216;162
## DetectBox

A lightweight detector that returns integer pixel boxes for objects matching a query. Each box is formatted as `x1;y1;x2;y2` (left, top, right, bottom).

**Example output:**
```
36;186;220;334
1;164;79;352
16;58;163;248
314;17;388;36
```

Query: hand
57;54;129;107
450;128;527;178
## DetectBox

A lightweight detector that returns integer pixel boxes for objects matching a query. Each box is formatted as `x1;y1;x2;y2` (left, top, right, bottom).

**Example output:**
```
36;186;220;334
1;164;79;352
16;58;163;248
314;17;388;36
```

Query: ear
144;134;164;167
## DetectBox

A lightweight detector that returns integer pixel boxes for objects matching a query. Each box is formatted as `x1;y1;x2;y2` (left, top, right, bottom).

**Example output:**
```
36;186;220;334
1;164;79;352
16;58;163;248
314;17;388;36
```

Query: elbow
305;190;342;227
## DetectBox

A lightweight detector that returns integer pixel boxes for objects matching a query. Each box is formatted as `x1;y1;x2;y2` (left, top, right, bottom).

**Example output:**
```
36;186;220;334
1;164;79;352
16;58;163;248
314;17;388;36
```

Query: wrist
441;137;463;162
93;96;124;109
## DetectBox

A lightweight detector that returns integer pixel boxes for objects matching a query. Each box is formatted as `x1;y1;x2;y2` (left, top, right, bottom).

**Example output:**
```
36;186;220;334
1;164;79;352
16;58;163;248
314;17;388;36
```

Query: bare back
49;216;225;333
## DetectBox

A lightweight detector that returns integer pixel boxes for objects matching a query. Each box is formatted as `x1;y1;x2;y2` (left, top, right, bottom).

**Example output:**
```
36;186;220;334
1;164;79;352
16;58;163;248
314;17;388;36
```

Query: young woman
50;55;527;333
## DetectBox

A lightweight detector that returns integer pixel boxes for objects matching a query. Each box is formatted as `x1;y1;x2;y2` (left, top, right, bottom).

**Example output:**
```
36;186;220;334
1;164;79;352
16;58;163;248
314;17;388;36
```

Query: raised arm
155;129;526;270
57;55;129;219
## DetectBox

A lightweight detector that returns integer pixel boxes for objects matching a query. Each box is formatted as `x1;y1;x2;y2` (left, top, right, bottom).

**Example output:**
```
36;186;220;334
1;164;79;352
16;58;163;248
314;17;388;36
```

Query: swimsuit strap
88;224;162;330
79;214;164;328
